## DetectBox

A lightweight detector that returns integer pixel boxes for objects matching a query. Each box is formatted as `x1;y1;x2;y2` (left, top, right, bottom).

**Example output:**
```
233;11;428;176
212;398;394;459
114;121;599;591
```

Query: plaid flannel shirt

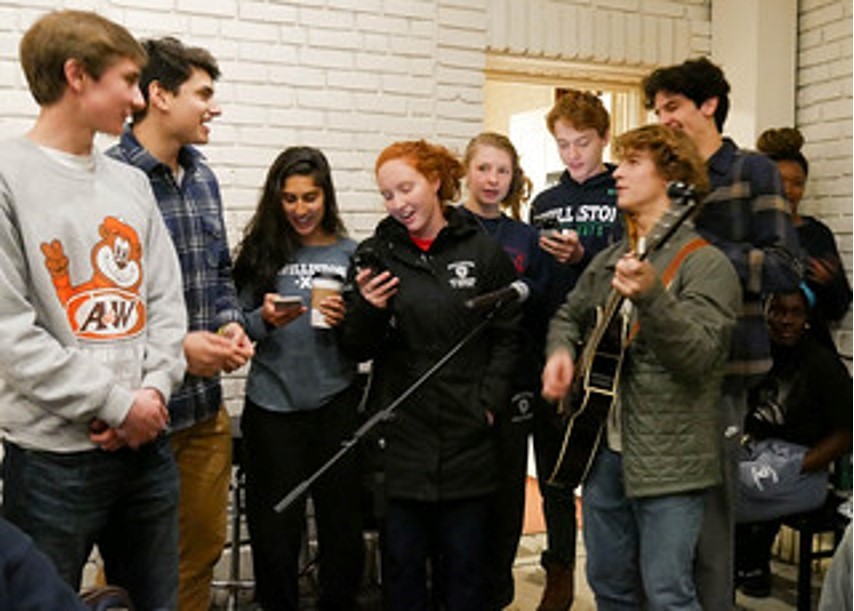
108;129;243;430
697;138;801;386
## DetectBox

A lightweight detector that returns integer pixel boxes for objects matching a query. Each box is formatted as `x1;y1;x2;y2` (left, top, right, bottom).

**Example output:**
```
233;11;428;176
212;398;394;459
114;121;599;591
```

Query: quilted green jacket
547;223;741;497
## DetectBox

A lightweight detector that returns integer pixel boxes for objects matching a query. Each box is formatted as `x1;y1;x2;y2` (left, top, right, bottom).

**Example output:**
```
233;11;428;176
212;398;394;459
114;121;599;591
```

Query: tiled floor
208;511;821;610
509;531;819;611
208;529;815;610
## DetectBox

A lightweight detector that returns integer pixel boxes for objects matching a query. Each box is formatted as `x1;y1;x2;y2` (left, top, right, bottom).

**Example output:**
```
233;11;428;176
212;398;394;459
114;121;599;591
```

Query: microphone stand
274;301;506;514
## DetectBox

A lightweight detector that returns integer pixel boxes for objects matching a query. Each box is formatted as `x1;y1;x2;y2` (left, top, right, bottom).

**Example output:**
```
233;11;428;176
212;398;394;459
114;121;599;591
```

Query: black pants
241;386;365;610
489;390;533;609
384;496;491;611
735;520;781;575
532;395;578;567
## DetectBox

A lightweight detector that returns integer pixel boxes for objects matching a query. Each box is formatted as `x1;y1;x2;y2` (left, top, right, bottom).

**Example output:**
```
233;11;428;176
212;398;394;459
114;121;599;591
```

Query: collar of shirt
706;137;739;186
118;127;205;178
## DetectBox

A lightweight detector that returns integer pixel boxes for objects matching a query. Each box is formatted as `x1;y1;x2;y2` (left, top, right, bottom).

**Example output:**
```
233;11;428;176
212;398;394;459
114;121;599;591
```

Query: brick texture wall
0;1;849;411
0;0;488;245
0;0;489;410
797;0;853;356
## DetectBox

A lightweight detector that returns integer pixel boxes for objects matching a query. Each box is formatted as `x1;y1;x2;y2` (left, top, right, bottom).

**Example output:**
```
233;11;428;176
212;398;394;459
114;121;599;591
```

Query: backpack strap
627;237;710;344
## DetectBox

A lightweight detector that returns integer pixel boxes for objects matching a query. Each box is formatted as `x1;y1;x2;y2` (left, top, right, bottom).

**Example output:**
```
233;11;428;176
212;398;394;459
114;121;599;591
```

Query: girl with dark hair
233;146;364;610
339;139;521;610
756;127;852;351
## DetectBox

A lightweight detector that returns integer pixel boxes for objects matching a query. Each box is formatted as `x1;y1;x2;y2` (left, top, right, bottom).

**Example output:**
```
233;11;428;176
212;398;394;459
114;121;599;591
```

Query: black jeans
489;390;534;609
532;394;579;567
241;385;365;611
383;495;491;611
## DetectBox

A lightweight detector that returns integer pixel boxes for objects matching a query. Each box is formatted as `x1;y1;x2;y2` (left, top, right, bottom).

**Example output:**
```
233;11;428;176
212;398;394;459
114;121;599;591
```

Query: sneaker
739;568;771;598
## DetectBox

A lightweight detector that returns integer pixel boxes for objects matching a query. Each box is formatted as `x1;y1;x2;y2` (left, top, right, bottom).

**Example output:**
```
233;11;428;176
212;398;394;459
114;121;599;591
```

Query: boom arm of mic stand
274;307;499;514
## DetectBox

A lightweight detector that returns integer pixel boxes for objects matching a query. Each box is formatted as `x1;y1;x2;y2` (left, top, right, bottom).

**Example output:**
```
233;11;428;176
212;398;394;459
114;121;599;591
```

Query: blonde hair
20;10;146;106
463;132;532;220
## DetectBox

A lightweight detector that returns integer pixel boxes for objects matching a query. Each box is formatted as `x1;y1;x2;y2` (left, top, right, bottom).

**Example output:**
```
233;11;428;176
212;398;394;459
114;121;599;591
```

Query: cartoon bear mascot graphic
41;216;146;340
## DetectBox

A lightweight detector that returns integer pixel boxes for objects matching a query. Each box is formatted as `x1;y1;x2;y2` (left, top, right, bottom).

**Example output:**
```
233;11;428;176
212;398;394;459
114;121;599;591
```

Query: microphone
464;280;530;311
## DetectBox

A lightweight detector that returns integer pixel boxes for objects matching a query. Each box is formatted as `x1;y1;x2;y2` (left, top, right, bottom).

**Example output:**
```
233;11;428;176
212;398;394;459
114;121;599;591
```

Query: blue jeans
383;496;490;611
582;447;705;611
2;437;179;611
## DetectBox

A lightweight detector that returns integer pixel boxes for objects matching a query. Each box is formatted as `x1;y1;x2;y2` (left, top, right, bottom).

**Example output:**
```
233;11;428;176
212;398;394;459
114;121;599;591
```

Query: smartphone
273;295;303;312
535;217;562;238
352;248;386;274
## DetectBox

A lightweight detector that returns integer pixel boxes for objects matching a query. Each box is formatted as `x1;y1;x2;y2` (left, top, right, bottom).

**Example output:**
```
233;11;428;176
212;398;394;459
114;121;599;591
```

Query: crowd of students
0;8;850;611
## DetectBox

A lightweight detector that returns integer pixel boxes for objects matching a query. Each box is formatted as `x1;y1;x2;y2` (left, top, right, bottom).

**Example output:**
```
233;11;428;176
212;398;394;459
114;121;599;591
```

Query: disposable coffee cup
310;272;343;328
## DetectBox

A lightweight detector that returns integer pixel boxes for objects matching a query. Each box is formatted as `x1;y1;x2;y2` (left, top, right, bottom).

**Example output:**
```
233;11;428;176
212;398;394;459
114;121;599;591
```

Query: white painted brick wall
0;0;849;407
1;1;483;236
796;0;853;356
0;0;485;410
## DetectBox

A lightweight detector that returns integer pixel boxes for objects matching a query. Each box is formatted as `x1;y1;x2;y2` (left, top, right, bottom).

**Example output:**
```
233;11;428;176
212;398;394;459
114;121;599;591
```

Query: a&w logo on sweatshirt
40;216;146;340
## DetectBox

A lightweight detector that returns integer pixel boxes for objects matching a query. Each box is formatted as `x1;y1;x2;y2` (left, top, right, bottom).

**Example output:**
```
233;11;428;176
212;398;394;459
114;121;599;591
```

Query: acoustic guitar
547;182;703;489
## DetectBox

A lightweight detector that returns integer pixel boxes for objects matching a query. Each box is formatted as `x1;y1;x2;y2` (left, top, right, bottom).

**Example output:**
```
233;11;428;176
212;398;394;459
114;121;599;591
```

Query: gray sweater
0;138;187;452
242;238;358;412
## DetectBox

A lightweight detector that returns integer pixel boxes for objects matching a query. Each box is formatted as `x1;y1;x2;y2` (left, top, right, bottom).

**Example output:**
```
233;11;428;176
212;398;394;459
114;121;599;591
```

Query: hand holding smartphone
273;295;304;312
352;248;386;275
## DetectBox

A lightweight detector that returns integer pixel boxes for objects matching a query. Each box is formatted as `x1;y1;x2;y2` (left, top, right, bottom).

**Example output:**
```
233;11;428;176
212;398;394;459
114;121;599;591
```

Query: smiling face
281;174;328;245
612;148;668;218
79;57;145;136
652;91;717;147
377;157;445;240
553;120;608;184
164;67;221;146
766;291;809;347
465;143;513;212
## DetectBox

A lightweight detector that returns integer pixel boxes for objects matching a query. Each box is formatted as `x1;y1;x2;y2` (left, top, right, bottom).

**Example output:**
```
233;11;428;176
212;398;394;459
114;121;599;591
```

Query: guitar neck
576;287;624;378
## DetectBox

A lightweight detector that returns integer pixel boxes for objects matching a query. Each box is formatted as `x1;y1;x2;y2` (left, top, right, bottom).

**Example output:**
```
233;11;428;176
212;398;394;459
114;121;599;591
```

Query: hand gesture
807;255;840;286
184;330;249;377
260;293;306;328
612;252;657;300
542;349;575;402
217;322;255;372
89;417;125;452
316;293;347;327
539;229;585;264
356;268;399;310
89;388;169;451
40;240;69;275
116;388;169;449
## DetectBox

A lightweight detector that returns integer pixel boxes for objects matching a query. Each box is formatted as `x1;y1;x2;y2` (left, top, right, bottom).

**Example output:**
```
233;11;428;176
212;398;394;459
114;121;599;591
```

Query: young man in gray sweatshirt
0;10;187;610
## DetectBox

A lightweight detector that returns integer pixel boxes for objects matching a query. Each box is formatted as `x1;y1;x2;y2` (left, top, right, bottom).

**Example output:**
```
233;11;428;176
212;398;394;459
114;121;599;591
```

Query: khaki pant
170;406;232;611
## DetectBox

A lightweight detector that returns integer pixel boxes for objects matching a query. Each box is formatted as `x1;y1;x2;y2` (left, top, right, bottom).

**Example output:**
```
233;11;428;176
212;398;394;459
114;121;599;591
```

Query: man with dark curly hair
643;56;801;607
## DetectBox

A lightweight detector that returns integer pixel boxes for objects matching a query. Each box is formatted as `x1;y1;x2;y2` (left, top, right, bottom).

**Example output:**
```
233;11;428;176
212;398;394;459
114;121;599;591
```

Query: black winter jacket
339;208;521;501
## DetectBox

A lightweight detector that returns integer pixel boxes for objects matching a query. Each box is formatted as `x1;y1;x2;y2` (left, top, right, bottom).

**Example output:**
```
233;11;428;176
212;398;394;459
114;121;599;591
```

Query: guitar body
547;307;626;488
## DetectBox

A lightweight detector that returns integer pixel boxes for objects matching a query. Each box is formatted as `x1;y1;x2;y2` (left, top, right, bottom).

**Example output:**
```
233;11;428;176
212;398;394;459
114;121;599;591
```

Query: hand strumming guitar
542;348;575;402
